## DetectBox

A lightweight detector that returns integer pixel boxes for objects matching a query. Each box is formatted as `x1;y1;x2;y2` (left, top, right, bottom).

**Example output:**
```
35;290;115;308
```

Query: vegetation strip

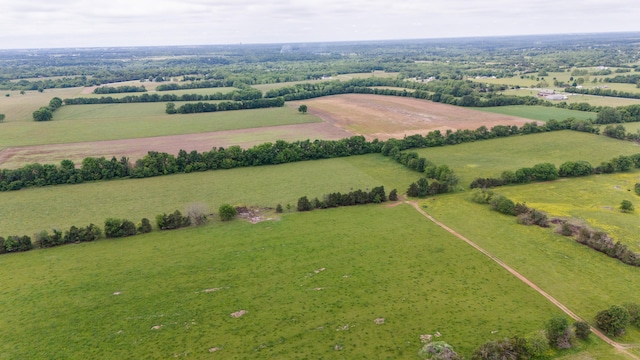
408;201;640;359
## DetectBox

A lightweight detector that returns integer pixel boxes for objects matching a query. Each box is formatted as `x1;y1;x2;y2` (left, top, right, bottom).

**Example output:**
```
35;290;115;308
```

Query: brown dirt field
290;94;537;140
0;122;353;169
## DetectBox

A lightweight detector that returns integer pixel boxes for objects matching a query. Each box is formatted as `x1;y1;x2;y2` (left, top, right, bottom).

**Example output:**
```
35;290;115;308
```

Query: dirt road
407;201;639;359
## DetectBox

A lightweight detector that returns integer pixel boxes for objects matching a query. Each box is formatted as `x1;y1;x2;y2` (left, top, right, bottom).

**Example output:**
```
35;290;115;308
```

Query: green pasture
0;87;82;122
251;71;399;93
473;105;595;122
498;171;640;251
0;154;417;236
0;204;569;359
412;131;640;186
421;192;640;348
0;106;320;147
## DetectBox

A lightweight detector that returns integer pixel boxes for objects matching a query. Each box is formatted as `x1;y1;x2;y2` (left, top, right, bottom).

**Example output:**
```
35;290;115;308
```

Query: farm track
407;201;640;359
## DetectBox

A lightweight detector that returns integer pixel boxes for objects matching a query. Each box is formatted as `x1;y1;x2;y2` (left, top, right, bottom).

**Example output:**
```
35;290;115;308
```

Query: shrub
545;316;572;349
104;218;124;238
470;189;493;204
574;321;591;340
596;305;630;336
275;204;283;213
297;196;312;211
137;218;153;234
624;303;640;327
620;200;634;213
525;330;550;357
418;341;461;360
218;204;238;221
490;195;516;216
472;337;528;360
635;183;640;196
389;189;398;201
157;210;191;229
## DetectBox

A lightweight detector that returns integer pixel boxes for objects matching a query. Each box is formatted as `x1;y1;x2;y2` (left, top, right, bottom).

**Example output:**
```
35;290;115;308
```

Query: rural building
545;94;568;100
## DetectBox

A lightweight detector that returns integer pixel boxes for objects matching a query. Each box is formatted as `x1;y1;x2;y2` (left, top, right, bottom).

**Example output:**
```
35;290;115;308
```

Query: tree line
0;118;604;192
470;154;640;189
93;85;147;94
63;88;263;105
156;79;234;91
296;186;392;211
166;97;284;114
0;204;237;255
603;74;640;85
32;97;63;121
565;86;640;100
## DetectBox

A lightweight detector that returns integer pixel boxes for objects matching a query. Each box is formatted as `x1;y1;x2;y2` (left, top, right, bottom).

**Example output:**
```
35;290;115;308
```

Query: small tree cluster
596;305;630;337
471;336;528;360
35;224;101;248
545;316;572;349
156;210;191;230
418;341;462;360
407;177;450;197
574;225;640;267
0;235;32;254
297;186;387;211
104;218;137;238
619;200;634;213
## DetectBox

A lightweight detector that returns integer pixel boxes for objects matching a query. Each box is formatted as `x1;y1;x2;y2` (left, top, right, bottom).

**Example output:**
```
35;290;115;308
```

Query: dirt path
407;201;639;359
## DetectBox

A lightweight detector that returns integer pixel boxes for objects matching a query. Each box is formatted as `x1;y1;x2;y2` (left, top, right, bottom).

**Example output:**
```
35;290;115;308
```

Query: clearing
290;94;536;140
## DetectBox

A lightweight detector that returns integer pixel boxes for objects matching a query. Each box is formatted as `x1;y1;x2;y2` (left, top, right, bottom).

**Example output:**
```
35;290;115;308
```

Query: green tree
137;218;153;234
596;305;630;336
545;316;572;349
388;189;398;201
0;114;5;122
620;200;634;213
297;196;312;211
298;104;308;114
574;321;591;340
275;204;283;213
33;107;53;121
635;183;640;196
218;204;237;221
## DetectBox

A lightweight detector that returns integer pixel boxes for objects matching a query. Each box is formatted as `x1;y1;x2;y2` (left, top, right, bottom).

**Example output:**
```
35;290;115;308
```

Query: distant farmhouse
537;90;567;101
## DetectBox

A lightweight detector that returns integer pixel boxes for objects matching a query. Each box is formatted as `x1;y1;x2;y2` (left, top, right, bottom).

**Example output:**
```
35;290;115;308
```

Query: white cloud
0;0;637;48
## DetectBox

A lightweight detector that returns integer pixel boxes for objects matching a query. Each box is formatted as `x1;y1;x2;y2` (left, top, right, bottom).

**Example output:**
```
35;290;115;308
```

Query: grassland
0;106;320;147
79;87;239;99
421;193;640;347
0;87;83;122
497;172;640;251
473;105;595;122
251;71;399;93
0;204;571;359
412;131;640;186
0;154;417;236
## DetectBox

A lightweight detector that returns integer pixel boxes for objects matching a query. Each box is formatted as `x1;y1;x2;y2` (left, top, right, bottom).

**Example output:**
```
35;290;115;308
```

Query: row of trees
166;97;285;114
604;74;640;84
93;85;147;94
156;80;234;91
0;117;604;192
595;304;640;337
63;88;263;105
296;186;391;211
566;86;640;100
471;316;590;360
470;154;640;189
0;204;238;256
32;97;63;121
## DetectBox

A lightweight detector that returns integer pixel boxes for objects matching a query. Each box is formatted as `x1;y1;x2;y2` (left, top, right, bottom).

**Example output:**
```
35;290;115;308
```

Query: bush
218;204;237;221
525;331;550;357
545;316;572;349
596;305;630;336
472;337;528;360
620;200;634;213
389;189;398;201
624;303;640;327
635;183;640;196
275;204;283;213
490;195;516;215
418;341;461;360
470;189;493;204
105;218;136;238
157;210;191;229
137;218;153;234
574;321;591;340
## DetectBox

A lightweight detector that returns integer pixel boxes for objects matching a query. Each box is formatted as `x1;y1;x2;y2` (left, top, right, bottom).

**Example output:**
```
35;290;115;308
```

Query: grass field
421;193;640;348
473;105;595;122
78;87;239;99
0;106;321;147
497;172;640;251
0;154;417;236
412;131;640;186
0;87;83;122
251;71;399;93
0;204;571;359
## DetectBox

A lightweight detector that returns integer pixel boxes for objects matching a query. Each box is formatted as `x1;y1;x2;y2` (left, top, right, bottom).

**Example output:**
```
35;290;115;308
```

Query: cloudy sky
0;0;638;49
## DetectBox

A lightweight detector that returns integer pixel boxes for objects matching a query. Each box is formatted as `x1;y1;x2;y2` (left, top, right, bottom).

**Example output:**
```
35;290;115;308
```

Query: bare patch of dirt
290;94;538;141
0;122;353;169
235;206;273;224
374;318;385;325
230;310;247;318
208;347;221;353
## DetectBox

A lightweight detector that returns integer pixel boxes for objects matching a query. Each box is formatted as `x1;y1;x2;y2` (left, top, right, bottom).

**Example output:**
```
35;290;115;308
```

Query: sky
0;0;638;49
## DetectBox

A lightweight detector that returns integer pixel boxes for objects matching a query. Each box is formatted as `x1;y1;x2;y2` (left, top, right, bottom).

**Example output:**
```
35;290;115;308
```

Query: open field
291;94;537;140
411;131;640;186
251;71;399;93
0;123;354;169
497;172;640;251
499;89;640;107
81;80;165;93
0;106;320;148
0;153;417;236
0;87;83;121
421;193;640;348
0;204;570;359
473;105;595;122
